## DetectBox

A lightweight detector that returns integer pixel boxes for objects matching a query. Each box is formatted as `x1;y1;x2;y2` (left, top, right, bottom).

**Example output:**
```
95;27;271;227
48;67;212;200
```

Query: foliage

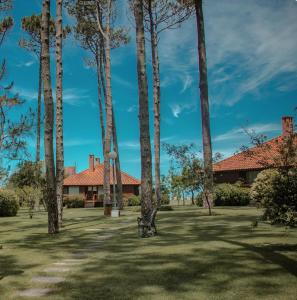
64;194;85;208
15;186;43;218
251;169;297;226
214;183;250;206
0;189;19;216
127;195;141;206
250;169;278;207
8;161;45;189
0;3;34;180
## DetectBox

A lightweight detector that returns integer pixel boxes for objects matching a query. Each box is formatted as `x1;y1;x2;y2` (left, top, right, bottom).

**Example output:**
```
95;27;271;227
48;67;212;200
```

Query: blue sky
2;0;297;179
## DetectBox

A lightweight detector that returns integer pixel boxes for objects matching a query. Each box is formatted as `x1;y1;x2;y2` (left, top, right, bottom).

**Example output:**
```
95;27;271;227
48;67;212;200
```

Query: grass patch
0;206;296;299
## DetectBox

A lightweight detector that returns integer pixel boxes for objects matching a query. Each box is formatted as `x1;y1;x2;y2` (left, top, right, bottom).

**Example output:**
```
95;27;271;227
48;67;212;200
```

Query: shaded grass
0;206;296;299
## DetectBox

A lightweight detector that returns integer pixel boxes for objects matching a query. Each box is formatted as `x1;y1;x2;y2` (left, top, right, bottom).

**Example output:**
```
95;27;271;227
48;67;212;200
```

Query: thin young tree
133;0;154;225
143;0;193;208
41;0;59;233
195;0;213;215
55;0;64;226
19;15;63;163
95;0;114;216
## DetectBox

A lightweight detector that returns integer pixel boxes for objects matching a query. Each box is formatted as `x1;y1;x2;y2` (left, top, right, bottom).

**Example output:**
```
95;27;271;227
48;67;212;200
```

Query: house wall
214;170;261;186
64;185;140;196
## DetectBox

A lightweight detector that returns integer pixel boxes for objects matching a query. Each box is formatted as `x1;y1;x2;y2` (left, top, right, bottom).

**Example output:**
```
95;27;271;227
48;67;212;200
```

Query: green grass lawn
0;206;297;300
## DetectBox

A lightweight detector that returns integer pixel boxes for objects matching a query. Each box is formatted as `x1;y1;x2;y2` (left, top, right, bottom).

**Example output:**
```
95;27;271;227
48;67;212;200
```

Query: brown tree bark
195;0;213;215
95;51;105;156
96;0;113;216
99;47;123;211
148;0;161;208
134;0;153;222
111;105;123;210
41;0;59;233
56;0;64;226
36;53;42;162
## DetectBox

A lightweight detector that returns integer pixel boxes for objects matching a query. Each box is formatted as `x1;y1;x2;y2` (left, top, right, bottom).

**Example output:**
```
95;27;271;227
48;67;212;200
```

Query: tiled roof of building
64;164;140;186
213;134;296;172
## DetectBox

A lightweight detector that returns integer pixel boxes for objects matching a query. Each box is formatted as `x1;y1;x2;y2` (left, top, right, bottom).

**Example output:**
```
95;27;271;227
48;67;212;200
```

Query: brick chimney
89;154;95;171
95;157;100;166
282;116;294;137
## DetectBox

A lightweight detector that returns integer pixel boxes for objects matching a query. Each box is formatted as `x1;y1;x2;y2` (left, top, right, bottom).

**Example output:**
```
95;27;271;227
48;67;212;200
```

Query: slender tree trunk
99;46;123;211
95;52;105;155
41;0;59;234
36;54;42;162
148;0;161;209
98;1;113;216
195;0;213;215
56;0;64;226
191;190;194;205
111;105;123;210
134;0;153;223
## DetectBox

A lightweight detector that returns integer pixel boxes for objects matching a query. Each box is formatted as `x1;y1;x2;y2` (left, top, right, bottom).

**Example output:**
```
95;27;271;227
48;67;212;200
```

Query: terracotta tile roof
64;164;140;186
213;135;297;172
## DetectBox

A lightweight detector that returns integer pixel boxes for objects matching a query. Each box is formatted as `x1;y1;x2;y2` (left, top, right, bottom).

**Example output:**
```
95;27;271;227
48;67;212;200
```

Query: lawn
0;206;296;300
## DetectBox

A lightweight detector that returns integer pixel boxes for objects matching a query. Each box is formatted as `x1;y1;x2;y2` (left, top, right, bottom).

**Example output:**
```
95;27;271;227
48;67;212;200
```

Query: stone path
17;218;133;298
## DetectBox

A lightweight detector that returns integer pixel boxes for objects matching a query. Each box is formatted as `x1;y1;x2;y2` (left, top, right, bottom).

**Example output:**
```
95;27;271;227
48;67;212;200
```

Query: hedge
0;189;19;217
214;184;250;206
64;194;85;208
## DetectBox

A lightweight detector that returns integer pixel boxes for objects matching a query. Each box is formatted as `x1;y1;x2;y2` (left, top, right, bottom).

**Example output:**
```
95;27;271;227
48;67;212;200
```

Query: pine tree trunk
55;0;64;226
148;1;161;209
36;54;42;162
111;106;123;210
41;0;59;234
195;0;213;215
134;0;153;223
96;52;105;156
101;0;113;216
99;45;123;211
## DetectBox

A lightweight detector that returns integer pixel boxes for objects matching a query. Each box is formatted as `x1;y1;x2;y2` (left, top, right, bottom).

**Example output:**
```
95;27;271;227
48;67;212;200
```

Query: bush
196;193;203;207
214;184;250;206
64;194;84;208
0;189;19;217
161;193;170;205
15;186;43;218
250;169;278;207
251;169;297;226
127;195;141;206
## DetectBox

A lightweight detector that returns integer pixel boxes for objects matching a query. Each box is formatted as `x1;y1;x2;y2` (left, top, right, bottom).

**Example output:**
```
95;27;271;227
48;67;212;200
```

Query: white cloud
119;141;140;149
180;75;194;94
169;101;197;118
156;0;297;106
16;60;35;68
127;104;137;113
214;123;280;142
12;86;37;101
62;88;90;106
64;138;97;147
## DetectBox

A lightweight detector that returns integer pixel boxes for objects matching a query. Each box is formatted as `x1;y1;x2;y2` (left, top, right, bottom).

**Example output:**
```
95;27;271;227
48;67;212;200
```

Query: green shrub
251;169;297;226
161;193;170;205
64;194;84;208
0;189;19;217
127;195;141;206
196;192;203;207
214;184;250;206
250;169;278;207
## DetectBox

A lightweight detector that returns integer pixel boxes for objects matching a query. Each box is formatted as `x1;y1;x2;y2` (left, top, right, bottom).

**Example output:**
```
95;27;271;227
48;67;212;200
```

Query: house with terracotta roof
63;154;140;207
213;116;296;185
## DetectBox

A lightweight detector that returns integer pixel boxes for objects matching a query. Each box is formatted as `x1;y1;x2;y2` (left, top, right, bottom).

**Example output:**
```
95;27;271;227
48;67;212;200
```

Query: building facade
63;155;140;207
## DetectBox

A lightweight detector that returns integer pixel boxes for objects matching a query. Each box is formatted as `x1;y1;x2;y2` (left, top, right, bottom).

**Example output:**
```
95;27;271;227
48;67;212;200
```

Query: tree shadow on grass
0;254;37;280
